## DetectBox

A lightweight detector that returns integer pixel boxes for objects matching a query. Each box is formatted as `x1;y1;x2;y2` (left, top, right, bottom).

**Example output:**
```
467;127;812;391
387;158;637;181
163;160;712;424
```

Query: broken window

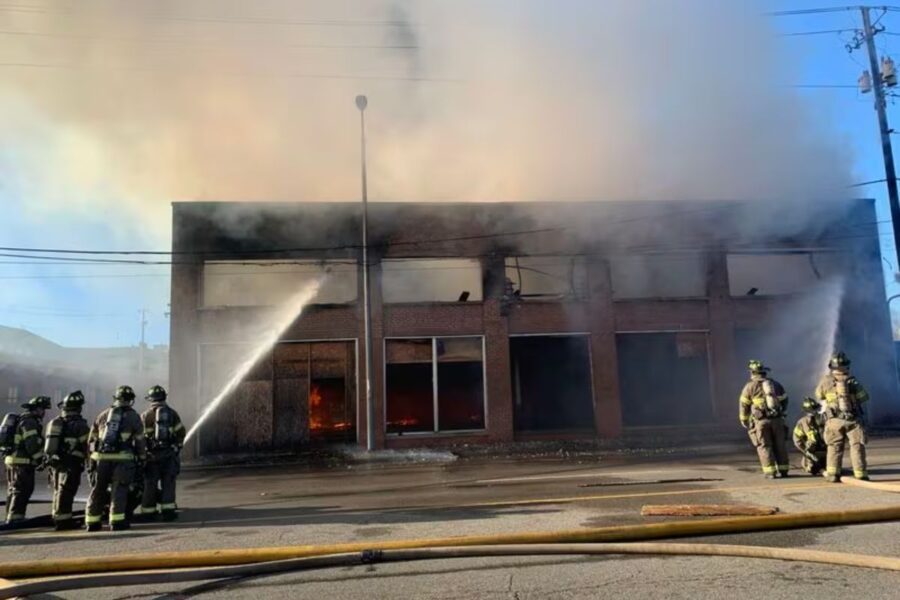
727;253;845;297
504;256;588;300
273;341;357;447
437;337;485;431
610;254;707;299
616;332;714;427
309;342;356;441
511;336;595;432
386;337;486;434
202;260;357;308
381;259;482;303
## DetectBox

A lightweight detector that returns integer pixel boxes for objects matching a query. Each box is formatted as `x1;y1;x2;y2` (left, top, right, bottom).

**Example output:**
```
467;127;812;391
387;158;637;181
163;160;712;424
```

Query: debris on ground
640;504;779;517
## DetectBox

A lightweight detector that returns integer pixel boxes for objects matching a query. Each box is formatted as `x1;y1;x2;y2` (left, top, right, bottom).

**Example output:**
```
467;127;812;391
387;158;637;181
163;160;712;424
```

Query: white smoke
0;0;853;236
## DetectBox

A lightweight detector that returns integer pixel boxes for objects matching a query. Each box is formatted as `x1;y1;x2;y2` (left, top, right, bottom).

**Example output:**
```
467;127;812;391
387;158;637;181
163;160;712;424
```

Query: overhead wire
0;4;415;28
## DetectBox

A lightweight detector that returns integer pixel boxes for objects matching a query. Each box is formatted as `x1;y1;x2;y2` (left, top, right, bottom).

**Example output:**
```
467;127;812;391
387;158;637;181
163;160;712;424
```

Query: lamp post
356;94;376;452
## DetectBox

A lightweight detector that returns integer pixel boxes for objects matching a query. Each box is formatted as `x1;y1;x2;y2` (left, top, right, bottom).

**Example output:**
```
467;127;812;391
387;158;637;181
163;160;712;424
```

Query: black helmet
829;352;851;370
59;390;85;410
113;385;136;404
145;385;167;402
802;397;819;413
748;359;770;374
22;396;52;411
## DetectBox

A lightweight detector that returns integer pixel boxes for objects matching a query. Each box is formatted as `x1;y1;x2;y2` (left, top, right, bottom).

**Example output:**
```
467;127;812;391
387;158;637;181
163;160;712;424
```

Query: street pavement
3;437;900;599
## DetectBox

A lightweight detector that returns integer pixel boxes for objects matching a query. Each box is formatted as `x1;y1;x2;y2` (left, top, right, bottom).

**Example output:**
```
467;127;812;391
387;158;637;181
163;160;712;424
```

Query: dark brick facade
170;200;898;455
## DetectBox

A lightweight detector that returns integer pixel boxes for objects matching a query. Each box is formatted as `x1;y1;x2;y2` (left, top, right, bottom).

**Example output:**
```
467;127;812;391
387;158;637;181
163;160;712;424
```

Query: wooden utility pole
861;6;900;267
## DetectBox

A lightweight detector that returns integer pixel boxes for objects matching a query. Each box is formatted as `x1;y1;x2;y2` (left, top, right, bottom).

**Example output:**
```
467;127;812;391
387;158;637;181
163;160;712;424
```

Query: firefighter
2;396;51;524
85;385;146;531
739;360;790;479
139;385;185;521
44;391;90;530
815;352;870;482
793;397;826;476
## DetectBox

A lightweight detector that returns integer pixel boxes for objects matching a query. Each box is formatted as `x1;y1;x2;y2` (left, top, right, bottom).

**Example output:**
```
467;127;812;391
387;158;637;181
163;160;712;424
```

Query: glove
35;456;49;472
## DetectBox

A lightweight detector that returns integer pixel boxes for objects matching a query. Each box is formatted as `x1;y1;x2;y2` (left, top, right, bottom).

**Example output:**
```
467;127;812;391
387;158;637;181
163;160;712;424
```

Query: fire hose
4;504;900;582
2;542;900;599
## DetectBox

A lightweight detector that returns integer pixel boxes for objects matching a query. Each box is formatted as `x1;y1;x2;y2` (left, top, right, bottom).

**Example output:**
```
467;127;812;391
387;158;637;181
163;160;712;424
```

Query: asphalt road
3;438;900;599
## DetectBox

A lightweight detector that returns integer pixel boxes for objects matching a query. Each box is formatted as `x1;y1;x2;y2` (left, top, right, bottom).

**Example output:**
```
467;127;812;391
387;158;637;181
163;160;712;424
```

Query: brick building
169;200;898;456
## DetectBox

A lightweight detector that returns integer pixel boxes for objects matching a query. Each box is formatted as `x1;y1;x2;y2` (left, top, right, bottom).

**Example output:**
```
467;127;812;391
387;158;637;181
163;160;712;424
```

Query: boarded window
505;256;588;300
386;337;485;434
617;332;714;427
197;343;274;454
381;259;482;303
727;253;844;297
202;260;357;308
610;255;707;299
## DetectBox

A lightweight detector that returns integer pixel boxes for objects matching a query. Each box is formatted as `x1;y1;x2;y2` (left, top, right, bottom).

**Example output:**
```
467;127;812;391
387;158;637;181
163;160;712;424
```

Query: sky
0;0;898;348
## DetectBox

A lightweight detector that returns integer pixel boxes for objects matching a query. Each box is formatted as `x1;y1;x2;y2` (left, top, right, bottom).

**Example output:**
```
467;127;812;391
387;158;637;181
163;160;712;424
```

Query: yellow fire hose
2;542;900;599
4;504;900;580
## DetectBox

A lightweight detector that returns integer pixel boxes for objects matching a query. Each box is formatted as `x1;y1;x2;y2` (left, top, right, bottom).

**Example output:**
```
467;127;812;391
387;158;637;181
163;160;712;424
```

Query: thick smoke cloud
0;0;853;234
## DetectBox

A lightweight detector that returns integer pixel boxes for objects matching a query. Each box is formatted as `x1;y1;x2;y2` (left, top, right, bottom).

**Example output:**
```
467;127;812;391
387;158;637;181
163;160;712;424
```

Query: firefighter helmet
59;390;85;410
21;396;52;411
748;359;770;374
145;385;167;402
829;352;851;369
802;397;819;413
113;385;136;404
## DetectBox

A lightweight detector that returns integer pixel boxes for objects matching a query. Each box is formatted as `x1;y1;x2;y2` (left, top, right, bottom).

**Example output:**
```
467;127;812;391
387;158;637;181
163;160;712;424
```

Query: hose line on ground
3;542;900;599
4;504;900;579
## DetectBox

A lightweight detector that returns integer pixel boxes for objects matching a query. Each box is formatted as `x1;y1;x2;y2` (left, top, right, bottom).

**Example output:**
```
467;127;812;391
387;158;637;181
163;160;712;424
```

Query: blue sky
763;0;900;327
0;0;898;348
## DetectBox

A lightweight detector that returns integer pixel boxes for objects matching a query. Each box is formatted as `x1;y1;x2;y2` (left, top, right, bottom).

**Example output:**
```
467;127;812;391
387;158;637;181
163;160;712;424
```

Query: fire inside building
169;200;898;456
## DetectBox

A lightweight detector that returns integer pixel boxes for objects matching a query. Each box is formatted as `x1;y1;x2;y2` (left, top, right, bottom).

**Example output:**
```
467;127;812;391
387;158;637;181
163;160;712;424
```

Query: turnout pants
142;452;179;515
824;418;867;479
5;465;35;523
50;465;83;524
748;418;790;476
86;460;135;527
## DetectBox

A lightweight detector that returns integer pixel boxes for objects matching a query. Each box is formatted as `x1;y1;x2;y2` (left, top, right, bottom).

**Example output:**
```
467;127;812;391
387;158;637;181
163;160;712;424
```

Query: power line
0;62;457;83
779;29;858;37
0;5;415;28
0;29;419;50
0;226;565;258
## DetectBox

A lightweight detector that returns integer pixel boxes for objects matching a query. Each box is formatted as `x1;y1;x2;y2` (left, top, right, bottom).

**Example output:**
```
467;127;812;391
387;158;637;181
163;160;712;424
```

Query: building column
588;259;622;438
482;256;515;442
707;252;737;425
170;261;202;458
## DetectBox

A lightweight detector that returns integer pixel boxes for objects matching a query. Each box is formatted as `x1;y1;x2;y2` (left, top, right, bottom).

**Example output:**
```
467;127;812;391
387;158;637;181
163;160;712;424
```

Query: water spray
183;277;324;445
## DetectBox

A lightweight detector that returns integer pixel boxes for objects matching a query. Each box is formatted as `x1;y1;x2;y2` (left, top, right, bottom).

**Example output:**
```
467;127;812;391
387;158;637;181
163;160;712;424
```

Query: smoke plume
0;0;853;235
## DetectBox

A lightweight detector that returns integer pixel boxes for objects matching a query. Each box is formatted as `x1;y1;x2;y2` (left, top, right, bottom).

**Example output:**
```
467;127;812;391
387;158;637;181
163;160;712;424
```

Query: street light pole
356;94;376;452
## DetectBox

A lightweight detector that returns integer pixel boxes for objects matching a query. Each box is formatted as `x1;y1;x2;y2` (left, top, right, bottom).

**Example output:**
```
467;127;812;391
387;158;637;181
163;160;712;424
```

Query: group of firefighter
2;384;185;531
740;351;870;481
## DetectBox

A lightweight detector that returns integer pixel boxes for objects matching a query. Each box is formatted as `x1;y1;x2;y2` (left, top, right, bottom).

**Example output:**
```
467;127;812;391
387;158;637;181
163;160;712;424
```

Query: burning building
169;199;898;456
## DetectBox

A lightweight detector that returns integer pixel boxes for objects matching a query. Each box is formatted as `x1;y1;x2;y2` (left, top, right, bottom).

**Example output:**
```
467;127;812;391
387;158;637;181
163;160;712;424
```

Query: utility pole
138;308;148;378
356;94;376;452
861;6;900;268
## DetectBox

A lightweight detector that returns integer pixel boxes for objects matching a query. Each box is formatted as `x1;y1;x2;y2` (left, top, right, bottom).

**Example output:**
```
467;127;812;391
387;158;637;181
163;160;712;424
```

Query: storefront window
386;337;485;434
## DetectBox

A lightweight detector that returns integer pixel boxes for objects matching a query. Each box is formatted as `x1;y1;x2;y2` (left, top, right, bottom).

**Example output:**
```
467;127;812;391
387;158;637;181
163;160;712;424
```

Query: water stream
184;276;324;444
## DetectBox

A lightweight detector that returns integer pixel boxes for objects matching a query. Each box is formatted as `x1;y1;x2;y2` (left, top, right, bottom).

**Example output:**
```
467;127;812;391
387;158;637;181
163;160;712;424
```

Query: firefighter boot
110;520;131;531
